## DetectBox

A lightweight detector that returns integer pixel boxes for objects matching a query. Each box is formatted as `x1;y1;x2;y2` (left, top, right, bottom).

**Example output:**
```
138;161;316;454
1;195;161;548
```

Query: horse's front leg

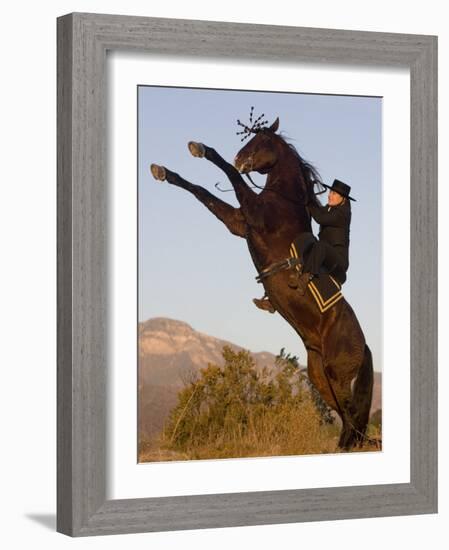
188;142;264;229
150;164;246;238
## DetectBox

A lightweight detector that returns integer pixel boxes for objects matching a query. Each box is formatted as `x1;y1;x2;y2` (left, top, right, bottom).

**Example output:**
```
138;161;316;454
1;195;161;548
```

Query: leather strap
255;257;302;283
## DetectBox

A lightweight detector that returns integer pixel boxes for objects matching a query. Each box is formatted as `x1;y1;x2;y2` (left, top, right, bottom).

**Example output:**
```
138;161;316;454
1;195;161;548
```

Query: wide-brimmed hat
322;179;356;201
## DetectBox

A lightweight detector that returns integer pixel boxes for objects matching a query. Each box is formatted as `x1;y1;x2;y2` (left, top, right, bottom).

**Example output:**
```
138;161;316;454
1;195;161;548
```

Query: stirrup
252;295;276;314
288;272;300;289
296;272;313;296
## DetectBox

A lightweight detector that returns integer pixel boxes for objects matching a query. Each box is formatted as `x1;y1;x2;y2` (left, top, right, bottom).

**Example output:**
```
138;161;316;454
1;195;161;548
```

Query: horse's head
234;117;281;174
234;112;324;208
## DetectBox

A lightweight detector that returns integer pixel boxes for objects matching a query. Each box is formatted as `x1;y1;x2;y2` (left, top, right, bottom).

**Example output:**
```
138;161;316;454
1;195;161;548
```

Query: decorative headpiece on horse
236;106;271;141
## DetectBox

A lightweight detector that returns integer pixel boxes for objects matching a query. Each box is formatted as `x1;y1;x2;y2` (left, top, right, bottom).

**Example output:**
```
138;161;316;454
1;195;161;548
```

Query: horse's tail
351;344;374;443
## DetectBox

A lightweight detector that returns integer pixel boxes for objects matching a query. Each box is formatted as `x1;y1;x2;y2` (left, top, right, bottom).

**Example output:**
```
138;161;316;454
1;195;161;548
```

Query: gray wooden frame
57;12;438;537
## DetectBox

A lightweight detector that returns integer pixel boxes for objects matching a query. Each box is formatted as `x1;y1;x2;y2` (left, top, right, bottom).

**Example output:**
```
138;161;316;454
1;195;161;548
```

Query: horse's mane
275;132;326;206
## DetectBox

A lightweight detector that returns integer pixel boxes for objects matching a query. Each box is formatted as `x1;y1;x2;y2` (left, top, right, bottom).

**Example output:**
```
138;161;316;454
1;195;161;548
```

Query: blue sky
138;86;382;371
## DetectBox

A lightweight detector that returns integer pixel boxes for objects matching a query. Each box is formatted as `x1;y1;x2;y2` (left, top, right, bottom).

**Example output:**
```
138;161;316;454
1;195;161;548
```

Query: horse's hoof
188;141;205;158
150;164;166;181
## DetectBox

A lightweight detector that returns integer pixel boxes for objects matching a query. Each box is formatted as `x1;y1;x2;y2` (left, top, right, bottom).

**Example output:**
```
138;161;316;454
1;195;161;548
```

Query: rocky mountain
138;317;382;442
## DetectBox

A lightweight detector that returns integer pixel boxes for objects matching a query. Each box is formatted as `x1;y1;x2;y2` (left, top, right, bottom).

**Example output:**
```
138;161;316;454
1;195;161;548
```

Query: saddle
290;238;344;313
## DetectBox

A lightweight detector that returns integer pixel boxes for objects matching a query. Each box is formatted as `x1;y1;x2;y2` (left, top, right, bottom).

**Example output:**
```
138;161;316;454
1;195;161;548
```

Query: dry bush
158;346;340;460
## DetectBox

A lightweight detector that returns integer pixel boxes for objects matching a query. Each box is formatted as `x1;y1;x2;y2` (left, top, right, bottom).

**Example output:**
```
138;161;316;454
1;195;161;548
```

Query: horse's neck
262;158;311;230
264;152;305;198
248;161;312;270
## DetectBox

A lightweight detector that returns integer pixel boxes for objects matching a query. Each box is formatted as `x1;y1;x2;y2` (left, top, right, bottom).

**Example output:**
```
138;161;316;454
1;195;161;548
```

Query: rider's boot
289;272;313;296
253;295;276;314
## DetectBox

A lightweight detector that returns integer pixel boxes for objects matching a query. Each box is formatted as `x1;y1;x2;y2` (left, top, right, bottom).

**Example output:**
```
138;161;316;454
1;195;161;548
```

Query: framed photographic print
137;86;386;462
57;12;437;536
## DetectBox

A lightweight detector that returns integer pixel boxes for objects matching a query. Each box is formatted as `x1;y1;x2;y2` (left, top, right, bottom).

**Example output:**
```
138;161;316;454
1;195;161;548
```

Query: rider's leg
287;232;316;293
304;241;347;278
319;242;348;285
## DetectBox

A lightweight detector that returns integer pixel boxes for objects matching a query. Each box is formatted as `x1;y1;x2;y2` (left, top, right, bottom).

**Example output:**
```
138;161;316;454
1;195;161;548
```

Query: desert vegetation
139;346;381;462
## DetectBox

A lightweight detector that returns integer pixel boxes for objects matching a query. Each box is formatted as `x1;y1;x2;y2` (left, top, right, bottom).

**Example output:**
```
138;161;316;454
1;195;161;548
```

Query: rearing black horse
150;116;373;450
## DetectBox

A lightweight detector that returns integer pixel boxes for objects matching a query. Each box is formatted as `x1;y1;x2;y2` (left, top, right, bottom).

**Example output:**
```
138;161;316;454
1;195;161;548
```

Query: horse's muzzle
234;157;251;173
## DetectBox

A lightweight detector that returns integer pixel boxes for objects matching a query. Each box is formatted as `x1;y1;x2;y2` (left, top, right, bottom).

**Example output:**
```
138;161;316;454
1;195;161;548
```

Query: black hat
322;179;356;201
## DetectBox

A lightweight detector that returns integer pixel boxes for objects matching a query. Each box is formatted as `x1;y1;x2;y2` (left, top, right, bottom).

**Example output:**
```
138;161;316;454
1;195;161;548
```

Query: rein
214;173;264;192
215;174;326;207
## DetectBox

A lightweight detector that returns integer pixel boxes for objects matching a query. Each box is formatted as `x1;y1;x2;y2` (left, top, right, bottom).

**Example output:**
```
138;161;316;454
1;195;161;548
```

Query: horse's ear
269;117;280;133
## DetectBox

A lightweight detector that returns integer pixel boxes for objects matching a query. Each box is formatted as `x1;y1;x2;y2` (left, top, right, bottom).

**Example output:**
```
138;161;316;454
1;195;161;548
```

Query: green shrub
161;346;339;459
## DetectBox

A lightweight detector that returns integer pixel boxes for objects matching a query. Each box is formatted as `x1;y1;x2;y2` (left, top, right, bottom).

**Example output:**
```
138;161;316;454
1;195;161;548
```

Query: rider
253;179;355;313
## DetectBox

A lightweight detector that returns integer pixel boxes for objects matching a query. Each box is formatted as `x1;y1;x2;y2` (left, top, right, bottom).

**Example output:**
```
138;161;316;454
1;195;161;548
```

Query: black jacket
307;200;351;268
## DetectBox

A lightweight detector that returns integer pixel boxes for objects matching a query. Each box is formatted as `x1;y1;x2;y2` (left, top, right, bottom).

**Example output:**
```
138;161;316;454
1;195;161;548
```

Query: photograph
138;86;383;462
